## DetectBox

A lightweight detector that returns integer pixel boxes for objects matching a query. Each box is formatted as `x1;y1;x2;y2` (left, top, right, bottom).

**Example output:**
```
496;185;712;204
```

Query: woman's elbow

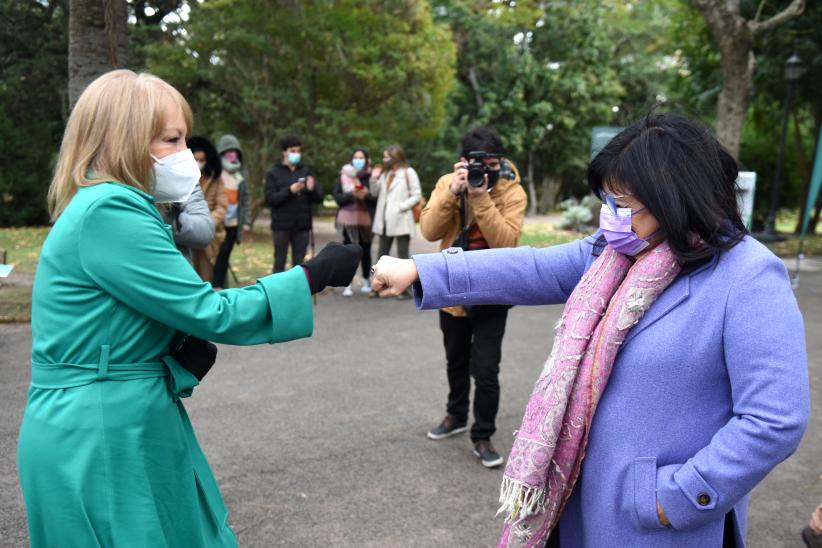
754;396;810;460
419;223;442;242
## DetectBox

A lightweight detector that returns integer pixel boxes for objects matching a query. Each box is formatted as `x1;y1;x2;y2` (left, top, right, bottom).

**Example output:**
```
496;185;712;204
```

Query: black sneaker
427;415;468;440
473;440;504;468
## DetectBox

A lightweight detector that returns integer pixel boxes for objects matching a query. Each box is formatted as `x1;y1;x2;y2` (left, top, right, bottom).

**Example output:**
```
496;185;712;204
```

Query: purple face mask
599;193;654;256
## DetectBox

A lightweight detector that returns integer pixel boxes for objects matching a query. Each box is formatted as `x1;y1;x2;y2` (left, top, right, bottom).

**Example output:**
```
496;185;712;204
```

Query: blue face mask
598;192;657;256
288;152;301;165
352;158;366;171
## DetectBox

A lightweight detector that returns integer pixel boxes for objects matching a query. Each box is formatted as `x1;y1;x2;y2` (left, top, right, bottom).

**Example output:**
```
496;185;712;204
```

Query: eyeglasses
601;192;628;214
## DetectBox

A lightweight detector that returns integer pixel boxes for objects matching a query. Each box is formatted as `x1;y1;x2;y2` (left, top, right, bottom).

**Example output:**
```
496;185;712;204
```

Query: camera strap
459;190;467;230
451;190;472;251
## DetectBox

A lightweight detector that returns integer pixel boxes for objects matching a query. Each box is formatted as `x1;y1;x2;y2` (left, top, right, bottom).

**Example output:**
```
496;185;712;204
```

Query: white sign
737;171;757;230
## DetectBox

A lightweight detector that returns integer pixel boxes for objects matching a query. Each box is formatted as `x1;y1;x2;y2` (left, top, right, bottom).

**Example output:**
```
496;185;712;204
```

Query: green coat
18;182;313;547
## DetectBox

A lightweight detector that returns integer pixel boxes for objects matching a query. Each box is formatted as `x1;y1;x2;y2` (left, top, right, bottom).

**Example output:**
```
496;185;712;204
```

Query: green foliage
143;0;456;205
664;1;721;123
429;0;624;209
0;1;68;226
654;0;820;229
602;0;682;121
557;195;601;231
2;0;819;227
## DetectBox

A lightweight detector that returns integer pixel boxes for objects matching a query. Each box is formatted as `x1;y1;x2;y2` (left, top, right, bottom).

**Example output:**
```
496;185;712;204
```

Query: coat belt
30;344;199;400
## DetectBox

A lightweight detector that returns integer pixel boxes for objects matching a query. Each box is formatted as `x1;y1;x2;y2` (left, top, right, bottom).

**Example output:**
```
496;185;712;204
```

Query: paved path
1;234;820;547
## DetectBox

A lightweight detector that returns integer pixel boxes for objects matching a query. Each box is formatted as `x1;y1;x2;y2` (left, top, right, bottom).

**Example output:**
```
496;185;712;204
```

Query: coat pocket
633;457;669;531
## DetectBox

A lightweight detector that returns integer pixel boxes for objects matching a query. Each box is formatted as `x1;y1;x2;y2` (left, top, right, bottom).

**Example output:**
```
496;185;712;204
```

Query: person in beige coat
370;144;421;298
418;127;527;468
188;136;227;282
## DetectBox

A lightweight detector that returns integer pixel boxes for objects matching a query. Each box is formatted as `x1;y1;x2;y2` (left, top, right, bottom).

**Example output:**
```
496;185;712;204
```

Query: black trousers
439;305;509;441
342;229;372;279
272;228;310;273
377;234;410;260
213;226;238;288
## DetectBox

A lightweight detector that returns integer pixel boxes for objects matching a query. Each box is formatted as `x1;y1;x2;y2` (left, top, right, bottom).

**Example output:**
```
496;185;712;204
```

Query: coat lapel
621;255;717;347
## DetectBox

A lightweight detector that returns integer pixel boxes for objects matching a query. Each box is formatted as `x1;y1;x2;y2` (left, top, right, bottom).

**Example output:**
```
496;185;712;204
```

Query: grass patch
225;225;276;286
0;285;32;323
520;224;581;248
763;234;822;258
0;226;49;275
0;209;818;322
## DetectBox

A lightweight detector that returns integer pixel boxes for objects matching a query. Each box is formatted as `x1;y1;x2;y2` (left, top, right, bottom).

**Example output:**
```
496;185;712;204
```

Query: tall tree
0;0;68;226
68;0;129;105
752;1;822;232
433;0;623;213
603;0;681;121
690;0;806;158
145;0;455;213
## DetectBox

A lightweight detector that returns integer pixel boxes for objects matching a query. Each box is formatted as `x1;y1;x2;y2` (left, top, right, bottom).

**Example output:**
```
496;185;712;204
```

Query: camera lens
467;164;486;187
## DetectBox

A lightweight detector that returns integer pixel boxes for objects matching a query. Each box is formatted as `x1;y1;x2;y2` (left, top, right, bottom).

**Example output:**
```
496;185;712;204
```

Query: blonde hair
384;144;408;190
48;70;193;220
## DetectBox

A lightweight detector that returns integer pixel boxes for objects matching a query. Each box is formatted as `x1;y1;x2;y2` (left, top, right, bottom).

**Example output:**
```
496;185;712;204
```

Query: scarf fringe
497;476;547;523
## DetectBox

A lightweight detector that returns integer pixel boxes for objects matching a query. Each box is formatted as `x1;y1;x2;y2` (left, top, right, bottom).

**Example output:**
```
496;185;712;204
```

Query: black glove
301;242;362;294
171;335;218;382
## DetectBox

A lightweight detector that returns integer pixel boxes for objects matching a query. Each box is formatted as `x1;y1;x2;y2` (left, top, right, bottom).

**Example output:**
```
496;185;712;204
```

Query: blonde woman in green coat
18;70;361;547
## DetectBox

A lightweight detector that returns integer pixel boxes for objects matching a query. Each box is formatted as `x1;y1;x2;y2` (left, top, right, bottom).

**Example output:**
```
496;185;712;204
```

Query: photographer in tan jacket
419;127;526;468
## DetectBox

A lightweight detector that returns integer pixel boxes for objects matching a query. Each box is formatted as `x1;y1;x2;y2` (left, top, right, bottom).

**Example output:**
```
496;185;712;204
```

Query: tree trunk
526;150;538;217
248;134;273;226
68;0;128;107
467;67;484;113
538;174;562;213
692;0;806;159
715;47;754;159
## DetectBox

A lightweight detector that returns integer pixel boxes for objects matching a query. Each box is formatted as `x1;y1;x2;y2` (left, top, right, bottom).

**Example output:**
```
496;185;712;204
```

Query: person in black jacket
265;135;324;273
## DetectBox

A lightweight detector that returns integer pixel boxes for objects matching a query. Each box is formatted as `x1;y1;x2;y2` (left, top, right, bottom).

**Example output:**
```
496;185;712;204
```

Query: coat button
697;493;711;506
446;248;459;254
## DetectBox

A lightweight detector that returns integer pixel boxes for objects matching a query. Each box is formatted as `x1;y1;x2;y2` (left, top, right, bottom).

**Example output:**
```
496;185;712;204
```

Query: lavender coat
412;233;809;548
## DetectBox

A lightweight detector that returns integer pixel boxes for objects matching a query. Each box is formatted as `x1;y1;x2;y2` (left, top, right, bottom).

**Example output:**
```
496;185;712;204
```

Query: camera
466;151;502;187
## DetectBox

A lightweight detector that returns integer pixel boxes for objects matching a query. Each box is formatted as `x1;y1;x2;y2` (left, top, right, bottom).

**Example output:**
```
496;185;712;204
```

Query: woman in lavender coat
371;114;809;547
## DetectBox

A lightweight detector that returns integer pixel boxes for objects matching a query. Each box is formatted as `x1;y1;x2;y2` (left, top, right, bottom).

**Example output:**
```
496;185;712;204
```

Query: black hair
352;148;369;163
460;127;505;159
280;134;302;151
187;135;222;181
587;113;746;265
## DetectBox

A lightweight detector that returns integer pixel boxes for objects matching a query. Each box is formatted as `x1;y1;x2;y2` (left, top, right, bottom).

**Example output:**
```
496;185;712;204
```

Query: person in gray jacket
158;183;215;263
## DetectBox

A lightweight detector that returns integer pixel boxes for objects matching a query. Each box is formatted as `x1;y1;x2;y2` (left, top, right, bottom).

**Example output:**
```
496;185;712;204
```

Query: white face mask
151;148;201;203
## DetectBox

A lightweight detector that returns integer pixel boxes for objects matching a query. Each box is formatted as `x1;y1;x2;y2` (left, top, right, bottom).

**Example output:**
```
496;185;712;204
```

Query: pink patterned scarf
497;241;682;547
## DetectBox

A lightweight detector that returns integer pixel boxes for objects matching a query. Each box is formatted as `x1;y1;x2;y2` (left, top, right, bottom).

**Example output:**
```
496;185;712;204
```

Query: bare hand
306;176;315;191
242;224;251;234
372;166;383;180
450;158;468;196
353;188;369;200
657;500;670;527
290;181;305;194
371;256;419;297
